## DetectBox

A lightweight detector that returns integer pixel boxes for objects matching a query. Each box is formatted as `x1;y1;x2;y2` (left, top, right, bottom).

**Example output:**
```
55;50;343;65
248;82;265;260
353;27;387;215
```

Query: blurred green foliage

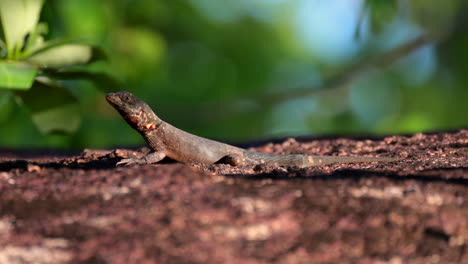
1;0;467;149
0;0;115;135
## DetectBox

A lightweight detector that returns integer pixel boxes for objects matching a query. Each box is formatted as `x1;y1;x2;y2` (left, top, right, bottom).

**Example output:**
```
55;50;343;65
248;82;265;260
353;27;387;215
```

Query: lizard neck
119;106;163;133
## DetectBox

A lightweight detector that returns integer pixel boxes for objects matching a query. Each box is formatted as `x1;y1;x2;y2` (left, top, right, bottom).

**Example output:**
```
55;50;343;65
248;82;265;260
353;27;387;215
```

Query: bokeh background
1;0;467;148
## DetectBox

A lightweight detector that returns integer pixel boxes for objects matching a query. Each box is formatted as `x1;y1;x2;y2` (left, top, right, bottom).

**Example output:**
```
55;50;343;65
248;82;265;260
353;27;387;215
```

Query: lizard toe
116;158;145;166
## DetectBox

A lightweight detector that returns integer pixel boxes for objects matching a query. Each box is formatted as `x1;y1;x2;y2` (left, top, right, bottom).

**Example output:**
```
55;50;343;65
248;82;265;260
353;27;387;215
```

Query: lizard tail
306;155;398;167
243;151;397;168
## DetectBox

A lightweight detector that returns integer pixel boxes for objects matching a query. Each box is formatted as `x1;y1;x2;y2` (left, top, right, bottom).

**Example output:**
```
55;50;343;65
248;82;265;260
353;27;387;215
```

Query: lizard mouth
105;93;122;106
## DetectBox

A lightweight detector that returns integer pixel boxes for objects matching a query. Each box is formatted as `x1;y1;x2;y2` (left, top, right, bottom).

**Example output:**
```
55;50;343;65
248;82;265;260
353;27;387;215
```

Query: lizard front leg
116;151;166;166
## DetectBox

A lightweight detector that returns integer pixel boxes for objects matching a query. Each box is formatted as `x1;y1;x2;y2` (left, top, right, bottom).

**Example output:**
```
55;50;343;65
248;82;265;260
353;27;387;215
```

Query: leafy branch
0;0;119;134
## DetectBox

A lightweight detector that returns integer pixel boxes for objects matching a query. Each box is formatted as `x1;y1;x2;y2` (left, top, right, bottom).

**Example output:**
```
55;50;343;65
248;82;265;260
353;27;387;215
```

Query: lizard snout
105;93;122;105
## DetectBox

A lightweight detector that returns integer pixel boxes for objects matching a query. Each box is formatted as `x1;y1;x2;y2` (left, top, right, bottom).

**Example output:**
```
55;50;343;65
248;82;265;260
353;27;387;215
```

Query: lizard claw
116;158;146;166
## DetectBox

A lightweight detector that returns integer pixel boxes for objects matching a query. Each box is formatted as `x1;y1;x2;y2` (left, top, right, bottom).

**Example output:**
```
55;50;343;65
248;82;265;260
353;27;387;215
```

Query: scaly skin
106;91;397;167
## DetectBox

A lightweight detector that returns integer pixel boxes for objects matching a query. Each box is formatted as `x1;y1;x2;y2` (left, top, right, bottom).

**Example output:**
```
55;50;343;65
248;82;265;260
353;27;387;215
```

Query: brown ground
0;130;467;264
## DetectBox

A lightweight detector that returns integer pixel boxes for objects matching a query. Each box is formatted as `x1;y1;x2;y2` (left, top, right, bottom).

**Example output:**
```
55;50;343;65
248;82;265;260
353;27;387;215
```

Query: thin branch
258;34;430;106
171;35;431;125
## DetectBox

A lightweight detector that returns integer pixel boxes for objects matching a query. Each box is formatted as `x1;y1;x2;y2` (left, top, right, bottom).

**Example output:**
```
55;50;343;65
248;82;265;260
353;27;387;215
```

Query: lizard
106;91;398;168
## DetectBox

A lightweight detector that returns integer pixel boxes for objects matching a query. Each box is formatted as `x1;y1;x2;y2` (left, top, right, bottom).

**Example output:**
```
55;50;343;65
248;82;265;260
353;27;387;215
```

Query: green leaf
24;44;96;68
22;22;48;54
24;38;108;64
18;81;81;134
0;0;45;58
42;69;121;93
0;61;37;89
23;38;83;58
0;38;7;58
0;90;13;122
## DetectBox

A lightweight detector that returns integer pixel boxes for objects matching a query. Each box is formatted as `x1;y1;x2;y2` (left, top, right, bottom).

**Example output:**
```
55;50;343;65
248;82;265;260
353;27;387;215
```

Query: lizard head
106;91;161;132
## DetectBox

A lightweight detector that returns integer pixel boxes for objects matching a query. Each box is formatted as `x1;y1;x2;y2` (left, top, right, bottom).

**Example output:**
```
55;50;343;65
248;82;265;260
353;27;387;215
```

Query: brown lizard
106;91;398;167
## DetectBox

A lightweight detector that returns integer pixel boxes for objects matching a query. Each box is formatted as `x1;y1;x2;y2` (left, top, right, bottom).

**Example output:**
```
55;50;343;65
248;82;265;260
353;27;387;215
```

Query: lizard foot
116;158;147;166
115;151;166;166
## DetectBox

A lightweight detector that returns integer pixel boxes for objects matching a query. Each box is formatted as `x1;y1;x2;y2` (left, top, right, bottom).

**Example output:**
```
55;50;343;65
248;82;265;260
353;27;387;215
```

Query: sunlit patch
144;123;156;130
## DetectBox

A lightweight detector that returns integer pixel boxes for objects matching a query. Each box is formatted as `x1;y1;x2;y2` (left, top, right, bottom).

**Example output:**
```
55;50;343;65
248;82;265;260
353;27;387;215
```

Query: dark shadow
0;157;177;171
424;228;450;242
42;159;122;170
0;159;118;171
224;167;468;186
1;159;466;185
0;160;30;171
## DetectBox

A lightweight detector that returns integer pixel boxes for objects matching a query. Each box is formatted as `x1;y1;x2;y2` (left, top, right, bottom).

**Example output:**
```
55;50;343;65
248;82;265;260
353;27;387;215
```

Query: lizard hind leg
215;153;246;166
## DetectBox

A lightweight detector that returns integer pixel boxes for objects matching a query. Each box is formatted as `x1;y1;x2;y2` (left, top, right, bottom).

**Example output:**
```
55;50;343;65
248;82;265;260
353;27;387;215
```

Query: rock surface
0;130;467;263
